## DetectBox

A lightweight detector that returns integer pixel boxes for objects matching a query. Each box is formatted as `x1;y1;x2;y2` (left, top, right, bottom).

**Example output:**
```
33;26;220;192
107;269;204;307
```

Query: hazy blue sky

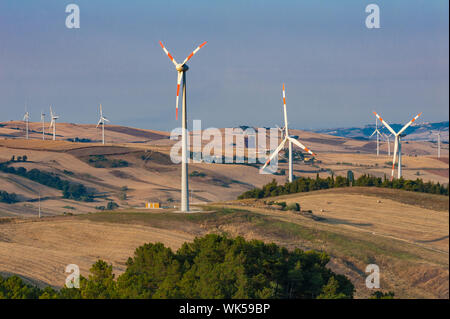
0;1;448;131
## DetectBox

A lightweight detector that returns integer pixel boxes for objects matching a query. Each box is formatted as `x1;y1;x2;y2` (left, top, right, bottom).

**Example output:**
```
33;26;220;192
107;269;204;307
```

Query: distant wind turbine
96;104;110;145
41;111;46;140
23;108;30;140
261;84;316;182
49;106;59;141
374;112;422;180
369;117;382;156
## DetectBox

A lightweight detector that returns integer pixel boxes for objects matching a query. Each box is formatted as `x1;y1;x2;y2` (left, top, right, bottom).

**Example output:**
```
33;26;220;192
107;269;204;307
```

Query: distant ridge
310;121;449;142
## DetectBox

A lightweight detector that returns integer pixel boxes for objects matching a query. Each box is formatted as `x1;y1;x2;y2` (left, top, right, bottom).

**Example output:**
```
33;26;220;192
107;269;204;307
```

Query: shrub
287;202;300;211
189;171;206;177
370;291;395;299
107;201;119;210
275;201;287;210
0;190;18;204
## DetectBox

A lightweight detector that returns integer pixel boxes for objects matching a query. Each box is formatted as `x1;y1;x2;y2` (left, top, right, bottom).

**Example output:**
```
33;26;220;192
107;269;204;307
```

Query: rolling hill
0;187;447;298
0;122;448;299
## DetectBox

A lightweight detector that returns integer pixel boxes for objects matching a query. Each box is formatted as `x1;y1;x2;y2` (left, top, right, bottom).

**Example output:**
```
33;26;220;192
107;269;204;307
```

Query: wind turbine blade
49;120;54;128
96;119;102;127
99;104;103;117
182;41;207;65
288;136;316;156
369;130;376;137
391;137;399;180
176;71;182;120
261;138;287;170
373;112;396;136
50;106;53;118
103;117;110;122
398;112;422;135
282;83;288;133
159;41;178;66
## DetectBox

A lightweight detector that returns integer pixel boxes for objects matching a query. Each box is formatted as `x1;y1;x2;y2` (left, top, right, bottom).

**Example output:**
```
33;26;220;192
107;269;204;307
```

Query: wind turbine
96;104;110;145
49;106;59;141
434;130;441;158
41;111;46;140
369;117;382;156
373;112;422;180
382;132;392;156
23;109;30;140
159;40;207;212
261;84;316;182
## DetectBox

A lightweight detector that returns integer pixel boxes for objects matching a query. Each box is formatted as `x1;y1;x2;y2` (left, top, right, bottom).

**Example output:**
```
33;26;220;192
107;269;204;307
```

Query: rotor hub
176;64;189;72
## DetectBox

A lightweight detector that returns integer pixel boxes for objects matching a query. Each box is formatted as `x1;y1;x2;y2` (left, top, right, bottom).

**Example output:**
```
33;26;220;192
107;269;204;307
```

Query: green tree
80;260;117;299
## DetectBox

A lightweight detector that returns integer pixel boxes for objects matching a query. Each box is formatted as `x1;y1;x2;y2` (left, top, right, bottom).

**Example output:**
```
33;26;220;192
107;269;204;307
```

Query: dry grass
0;216;193;288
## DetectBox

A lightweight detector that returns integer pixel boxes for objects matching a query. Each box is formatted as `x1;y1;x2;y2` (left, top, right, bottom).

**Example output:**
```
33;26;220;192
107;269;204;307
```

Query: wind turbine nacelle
289;135;299;139
399;133;407;138
176;64;189;72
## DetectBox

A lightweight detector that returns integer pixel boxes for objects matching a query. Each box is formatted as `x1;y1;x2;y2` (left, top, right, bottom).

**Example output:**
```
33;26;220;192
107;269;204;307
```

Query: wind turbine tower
23;109;30;140
49;106;59;141
261;84;316;182
96;104;110;145
41;111;46;140
159;41;207;212
383;132;392;156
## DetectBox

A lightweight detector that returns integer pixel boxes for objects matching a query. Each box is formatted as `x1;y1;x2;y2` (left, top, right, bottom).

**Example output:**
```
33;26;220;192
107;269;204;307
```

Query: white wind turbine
23;108;30;140
373;111;422;180
41;111;46;140
49;106;59;141
261;84;316;182
369;117;382;156
159;40;207;212
96;104;110;145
